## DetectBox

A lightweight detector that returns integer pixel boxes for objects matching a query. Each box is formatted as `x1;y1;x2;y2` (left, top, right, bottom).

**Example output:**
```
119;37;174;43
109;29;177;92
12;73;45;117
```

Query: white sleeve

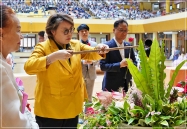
0;65;39;129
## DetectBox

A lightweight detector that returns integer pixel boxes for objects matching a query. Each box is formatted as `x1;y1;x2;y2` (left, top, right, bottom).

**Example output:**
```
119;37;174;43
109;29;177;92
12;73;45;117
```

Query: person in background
0;5;38;128
100;19;137;93
173;47;181;61
24;13;108;129
144;39;152;57
38;30;45;42
77;24;98;104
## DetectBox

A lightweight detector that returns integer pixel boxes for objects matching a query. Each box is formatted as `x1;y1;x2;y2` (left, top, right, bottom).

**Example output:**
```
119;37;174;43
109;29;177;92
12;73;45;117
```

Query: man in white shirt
77;24;98;103
100;19;137;92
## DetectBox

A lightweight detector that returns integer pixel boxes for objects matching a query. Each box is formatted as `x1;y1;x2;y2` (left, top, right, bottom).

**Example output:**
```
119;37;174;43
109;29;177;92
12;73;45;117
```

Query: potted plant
121;39;187;128
80;39;187;129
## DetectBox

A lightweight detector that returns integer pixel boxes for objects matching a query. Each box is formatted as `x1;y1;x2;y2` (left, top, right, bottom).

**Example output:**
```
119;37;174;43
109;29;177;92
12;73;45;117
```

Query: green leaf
133;105;144;110
166;60;187;98
151;115;159;123
156;100;163;112
123;99;130;111
148;39;161;101
144;94;155;110
99;117;106;126
138;40;153;96
108;106;119;115
93;102;101;110
162;105;171;114
145;117;151;124
137;119;146;126
160;116;171;120
174;120;186;126
173;108;179;117
179;100;185;110
84;102;93;107
159;42;166;100
92;96;98;102
128;117;135;125
126;59;150;95
130;109;146;118
160;120;169;126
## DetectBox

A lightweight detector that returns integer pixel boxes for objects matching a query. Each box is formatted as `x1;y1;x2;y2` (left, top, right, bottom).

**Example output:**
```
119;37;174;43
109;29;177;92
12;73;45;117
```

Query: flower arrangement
123;39;187;128
82;89;125;128
81;39;187;129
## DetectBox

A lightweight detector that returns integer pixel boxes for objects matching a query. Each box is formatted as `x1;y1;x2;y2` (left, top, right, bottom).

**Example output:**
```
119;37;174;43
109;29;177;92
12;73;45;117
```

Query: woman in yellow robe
24;13;108;128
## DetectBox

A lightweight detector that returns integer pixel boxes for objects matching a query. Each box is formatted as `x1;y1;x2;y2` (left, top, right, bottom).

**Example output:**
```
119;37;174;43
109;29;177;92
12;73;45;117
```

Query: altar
164;67;187;86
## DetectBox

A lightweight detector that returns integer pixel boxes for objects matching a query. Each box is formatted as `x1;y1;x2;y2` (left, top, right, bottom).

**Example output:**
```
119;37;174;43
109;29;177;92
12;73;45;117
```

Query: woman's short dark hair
114;19;128;28
0;5;15;29
46;13;74;39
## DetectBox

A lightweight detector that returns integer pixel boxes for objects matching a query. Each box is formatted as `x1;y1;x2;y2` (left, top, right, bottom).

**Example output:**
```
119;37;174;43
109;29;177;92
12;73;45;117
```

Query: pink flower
86;107;95;114
183;85;187;93
176;82;182;87
106;119;112;126
96;91;113;108
112;91;124;100
96;91;112;100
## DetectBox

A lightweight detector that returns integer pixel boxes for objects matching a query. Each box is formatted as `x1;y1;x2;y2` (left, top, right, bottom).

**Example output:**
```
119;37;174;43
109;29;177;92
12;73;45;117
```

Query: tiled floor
28;74;104;115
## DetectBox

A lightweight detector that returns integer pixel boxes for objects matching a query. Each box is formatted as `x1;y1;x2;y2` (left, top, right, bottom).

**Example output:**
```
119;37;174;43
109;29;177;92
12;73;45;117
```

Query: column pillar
110;33;114;40
139;34;142;45
139;2;143;11
172;1;176;11
25;0;31;5
152;32;157;40
172;32;178;56
165;0;170;14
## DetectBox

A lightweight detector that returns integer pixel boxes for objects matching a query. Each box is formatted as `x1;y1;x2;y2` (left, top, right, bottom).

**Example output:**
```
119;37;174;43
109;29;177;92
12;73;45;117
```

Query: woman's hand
54;50;73;60
46;50;73;65
83;60;93;64
95;44;109;54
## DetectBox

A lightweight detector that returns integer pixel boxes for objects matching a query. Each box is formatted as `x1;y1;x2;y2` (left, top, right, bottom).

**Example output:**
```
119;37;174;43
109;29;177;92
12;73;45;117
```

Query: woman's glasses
64;28;75;35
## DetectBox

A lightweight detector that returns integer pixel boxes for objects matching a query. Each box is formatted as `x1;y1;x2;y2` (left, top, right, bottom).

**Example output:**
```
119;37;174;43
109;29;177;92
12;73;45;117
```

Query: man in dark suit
100;19;137;92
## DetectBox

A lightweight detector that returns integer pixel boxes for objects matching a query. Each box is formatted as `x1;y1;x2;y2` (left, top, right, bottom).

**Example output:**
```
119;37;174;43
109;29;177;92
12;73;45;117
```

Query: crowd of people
2;0;91;19
81;0;156;20
1;0;187;20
